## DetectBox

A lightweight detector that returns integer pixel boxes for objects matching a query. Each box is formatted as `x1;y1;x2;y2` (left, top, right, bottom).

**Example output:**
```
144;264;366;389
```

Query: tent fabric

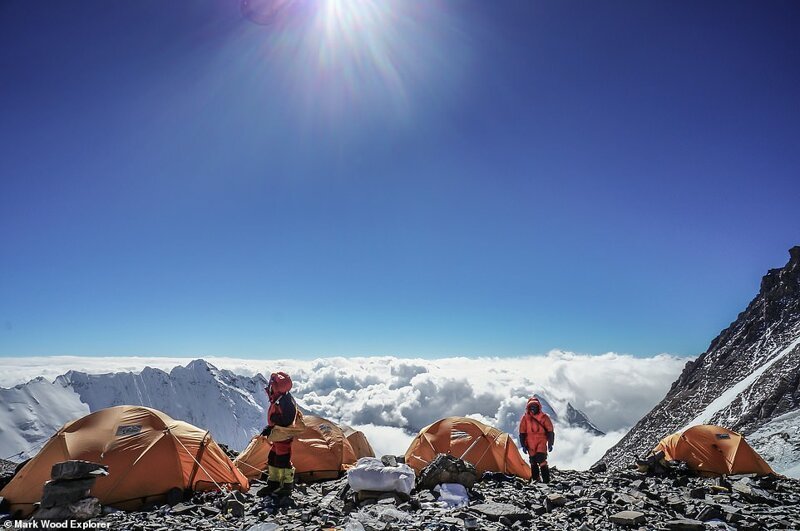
0;406;249;517
655;424;774;476
234;415;362;482
404;417;532;480
342;426;376;459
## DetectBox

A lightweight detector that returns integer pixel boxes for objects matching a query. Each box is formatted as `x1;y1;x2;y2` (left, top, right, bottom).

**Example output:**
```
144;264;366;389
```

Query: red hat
267;371;292;399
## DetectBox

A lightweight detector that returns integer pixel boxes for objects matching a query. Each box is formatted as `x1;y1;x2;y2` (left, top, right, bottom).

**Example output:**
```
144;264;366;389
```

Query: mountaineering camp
0;369;780;524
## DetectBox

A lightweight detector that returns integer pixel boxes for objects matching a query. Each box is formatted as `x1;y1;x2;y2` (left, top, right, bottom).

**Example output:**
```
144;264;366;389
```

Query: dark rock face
566;403;605;436
83;468;800;530
0;460;16;491
600;247;800;470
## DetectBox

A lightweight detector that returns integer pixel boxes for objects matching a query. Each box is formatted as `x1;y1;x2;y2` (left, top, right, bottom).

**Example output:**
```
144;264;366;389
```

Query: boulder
417;454;479;491
225;498;246;518
32;497;101;521
380;455;398;467
665;519;705;530
589;462;607;473
470;502;532;522
544;493;567;511
51;460;108;481
40;478;96;508
609;510;646;526
170;502;197;516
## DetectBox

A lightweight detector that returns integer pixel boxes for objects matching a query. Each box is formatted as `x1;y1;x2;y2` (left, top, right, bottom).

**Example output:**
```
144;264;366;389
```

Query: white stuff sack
347;457;416;495
434;482;469;508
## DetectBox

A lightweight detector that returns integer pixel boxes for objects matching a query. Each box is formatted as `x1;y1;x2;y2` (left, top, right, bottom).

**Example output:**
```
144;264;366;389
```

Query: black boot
540;465;551;484
257;465;283;496
529;463;540;482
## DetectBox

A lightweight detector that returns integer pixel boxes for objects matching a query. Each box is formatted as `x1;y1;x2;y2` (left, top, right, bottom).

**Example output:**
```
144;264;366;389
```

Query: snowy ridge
56;360;272;451
0;378;88;460
684;332;800;429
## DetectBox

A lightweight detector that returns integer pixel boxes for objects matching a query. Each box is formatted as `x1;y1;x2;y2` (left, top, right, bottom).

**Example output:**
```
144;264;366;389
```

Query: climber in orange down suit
519;396;555;483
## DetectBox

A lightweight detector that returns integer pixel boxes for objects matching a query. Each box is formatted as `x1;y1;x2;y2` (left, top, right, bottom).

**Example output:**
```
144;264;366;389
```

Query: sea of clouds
0;352;688;469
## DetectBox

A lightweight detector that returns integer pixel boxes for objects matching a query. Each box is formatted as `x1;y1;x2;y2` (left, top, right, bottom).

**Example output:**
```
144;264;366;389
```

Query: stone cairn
31;460;108;521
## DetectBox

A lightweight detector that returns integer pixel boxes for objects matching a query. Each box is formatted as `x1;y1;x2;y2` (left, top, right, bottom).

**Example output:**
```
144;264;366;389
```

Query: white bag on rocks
434;482;469;508
347;457;416;495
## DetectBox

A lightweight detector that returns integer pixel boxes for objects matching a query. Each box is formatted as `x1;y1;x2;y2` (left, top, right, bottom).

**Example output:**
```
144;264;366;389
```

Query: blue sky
1;0;799;359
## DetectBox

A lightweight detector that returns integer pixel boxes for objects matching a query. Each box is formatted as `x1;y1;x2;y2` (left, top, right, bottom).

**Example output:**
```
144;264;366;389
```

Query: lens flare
239;0;467;122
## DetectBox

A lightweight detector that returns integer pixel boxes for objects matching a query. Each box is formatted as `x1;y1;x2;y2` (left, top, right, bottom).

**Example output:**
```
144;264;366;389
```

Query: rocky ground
0;460;17;491
80;467;800;530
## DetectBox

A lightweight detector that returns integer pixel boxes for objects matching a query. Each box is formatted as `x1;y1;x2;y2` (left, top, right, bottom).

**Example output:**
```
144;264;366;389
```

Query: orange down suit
518;397;554;455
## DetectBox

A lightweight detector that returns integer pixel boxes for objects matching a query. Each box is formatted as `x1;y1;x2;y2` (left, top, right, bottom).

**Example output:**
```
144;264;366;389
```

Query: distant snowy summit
599;246;800;477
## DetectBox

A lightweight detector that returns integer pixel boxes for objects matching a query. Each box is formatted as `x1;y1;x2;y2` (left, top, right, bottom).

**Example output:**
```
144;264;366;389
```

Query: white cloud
0;351;688;469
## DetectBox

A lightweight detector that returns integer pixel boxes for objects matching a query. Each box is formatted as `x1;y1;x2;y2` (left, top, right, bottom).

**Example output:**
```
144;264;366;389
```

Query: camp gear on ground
417;454;480;491
652;425;774;477
434;482;469;508
0;405;248;517
235;415;366;482
404;417;532;481
347;457;415;495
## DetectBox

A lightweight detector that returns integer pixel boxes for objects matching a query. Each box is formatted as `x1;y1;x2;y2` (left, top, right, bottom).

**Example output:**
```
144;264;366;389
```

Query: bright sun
241;0;462;119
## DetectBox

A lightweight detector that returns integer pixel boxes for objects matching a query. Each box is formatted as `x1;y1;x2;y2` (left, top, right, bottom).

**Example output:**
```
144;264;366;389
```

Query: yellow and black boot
275;467;295;496
261;465;282;495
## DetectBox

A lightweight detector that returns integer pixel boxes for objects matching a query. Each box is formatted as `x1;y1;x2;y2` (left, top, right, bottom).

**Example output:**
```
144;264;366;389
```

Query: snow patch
747;409;800;479
684;333;800;429
0;379;88;460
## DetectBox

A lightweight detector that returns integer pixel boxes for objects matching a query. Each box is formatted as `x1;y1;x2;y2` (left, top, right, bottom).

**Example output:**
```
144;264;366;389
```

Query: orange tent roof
0;405;248;517
404;417;531;480
342;426;376;460
234;415;362;482
655;424;774;477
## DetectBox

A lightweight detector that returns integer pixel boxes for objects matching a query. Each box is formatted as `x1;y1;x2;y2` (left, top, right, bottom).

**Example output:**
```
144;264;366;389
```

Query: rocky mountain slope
600;247;800;473
88;466;800;531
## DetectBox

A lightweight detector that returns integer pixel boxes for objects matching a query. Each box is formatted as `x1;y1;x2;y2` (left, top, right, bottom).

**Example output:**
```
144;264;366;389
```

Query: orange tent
0;406;248;517
234;415;361;482
655;425;774;476
342;426;376;459
404;417;531;480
